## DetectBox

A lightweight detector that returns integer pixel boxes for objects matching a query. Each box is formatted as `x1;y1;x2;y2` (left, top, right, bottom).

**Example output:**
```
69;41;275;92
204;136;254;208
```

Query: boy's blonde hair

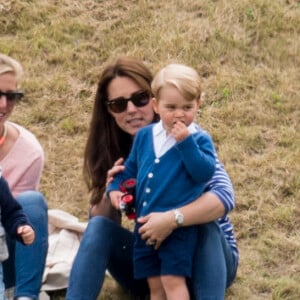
151;63;201;102
0;53;23;88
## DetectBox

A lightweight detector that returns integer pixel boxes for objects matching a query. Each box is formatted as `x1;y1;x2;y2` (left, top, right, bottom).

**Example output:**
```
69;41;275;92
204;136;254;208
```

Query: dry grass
1;0;299;299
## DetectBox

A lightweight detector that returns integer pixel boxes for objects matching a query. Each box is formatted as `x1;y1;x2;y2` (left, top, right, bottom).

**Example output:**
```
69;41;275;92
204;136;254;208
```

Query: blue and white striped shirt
205;155;239;257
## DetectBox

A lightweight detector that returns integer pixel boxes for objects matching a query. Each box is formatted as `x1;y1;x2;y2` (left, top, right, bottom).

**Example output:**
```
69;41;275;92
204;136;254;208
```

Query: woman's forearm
178;192;225;227
138;192;226;249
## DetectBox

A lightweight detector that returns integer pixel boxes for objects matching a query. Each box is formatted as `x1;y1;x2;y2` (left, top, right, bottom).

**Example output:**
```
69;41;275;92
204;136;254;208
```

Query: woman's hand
89;157;125;220
137;211;176;250
106;158;125;186
109;190;124;210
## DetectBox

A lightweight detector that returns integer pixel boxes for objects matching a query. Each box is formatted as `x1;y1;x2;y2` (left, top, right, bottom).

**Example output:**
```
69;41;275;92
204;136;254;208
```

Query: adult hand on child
89;157;125;220
138;211;176;250
109;190;124;210
106;158;125;187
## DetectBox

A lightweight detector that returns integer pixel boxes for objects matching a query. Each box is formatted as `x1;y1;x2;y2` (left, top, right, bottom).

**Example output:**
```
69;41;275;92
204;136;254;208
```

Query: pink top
0;122;44;197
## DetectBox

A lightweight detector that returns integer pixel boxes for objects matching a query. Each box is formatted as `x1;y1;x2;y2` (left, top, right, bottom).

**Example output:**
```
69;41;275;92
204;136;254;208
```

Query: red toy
119;178;136;219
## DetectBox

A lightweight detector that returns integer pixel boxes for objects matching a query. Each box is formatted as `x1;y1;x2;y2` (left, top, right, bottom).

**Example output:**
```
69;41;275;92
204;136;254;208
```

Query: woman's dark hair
84;56;159;205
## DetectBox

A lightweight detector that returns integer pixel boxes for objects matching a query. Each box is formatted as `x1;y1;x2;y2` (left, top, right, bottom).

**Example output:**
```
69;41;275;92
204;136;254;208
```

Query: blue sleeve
175;132;216;183
0;176;32;243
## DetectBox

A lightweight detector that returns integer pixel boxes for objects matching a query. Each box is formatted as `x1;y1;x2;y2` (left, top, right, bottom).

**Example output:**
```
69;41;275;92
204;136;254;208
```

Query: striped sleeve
204;154;235;214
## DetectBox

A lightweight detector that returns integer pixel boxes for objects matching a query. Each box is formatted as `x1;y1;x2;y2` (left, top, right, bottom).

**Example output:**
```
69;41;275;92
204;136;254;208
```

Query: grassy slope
1;0;299;299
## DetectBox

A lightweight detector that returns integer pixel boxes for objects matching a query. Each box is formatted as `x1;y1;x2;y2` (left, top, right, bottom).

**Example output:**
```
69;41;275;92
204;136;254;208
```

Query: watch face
175;210;184;225
177;214;184;224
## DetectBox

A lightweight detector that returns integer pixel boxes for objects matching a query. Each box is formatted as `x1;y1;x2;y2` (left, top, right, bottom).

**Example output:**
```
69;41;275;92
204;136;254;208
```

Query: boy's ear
152;98;159;113
198;98;204;108
198;92;205;108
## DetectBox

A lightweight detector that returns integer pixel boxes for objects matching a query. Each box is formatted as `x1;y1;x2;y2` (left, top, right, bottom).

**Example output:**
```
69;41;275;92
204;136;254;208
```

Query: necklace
0;124;7;146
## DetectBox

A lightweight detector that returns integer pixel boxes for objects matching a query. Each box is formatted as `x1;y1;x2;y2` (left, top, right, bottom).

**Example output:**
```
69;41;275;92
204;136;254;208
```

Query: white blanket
41;209;87;291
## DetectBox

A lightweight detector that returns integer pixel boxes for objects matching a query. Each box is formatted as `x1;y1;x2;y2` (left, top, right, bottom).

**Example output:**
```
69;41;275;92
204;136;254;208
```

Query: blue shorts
133;225;198;279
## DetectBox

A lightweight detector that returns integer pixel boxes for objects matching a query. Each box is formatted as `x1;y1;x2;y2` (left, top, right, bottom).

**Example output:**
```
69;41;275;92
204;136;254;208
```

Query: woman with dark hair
84;56;159;223
67;56;238;300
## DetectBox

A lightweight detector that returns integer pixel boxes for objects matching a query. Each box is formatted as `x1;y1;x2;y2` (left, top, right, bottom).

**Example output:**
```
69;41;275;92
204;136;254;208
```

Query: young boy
0;168;35;299
107;63;216;300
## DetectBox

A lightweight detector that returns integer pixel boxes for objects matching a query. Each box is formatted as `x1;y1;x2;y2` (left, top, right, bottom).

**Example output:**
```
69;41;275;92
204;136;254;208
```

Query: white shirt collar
152;120;199;158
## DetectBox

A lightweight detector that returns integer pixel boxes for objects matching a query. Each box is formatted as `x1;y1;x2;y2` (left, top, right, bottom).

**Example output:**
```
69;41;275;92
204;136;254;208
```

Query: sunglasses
106;90;150;113
0;90;24;102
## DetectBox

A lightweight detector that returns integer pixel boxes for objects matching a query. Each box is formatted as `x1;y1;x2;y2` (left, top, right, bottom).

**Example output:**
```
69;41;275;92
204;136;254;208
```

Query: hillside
1;0;299;299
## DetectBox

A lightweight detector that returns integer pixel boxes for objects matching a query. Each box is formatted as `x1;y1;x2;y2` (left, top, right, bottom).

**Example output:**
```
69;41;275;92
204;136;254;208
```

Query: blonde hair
151;63;201;102
0;53;24;88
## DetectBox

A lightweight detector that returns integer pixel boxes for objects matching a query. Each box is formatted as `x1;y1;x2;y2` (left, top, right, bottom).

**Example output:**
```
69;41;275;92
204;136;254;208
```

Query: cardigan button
148;173;153;178
145;188;151;193
154;158;160;163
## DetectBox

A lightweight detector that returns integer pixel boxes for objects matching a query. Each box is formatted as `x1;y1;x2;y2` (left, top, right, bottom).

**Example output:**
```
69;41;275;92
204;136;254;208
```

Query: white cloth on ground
41;209;87;291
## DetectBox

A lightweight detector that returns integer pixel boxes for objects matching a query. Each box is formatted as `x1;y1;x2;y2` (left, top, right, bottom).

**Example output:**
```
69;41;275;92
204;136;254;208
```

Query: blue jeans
3;191;48;300
67;217;238;300
0;264;4;300
188;222;238;300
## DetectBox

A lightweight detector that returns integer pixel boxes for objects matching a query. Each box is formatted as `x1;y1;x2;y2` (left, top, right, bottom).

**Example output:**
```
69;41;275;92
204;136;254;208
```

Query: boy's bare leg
148;276;167;300
161;275;189;300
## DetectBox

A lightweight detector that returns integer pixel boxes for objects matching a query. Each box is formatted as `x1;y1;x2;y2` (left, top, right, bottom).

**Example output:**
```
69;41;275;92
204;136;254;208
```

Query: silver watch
173;209;184;227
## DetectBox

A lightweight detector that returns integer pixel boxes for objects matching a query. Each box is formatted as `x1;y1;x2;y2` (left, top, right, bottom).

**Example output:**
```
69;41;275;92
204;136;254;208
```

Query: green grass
1;0;299;299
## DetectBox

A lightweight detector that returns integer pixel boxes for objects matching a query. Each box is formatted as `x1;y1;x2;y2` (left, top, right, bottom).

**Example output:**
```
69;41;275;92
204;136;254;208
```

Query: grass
1;0;299;299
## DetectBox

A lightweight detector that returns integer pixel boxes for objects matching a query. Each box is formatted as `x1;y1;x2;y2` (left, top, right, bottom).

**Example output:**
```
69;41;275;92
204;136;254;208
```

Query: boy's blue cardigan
107;124;216;218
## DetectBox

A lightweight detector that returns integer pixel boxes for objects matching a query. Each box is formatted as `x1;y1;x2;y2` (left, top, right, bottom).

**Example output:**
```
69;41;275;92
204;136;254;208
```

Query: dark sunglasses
0;90;24;102
106;90;150;113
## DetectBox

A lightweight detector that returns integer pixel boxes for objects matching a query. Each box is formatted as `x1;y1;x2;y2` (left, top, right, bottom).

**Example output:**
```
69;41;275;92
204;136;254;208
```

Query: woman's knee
196;221;223;247
16;191;48;229
16;191;48;211
83;216;116;242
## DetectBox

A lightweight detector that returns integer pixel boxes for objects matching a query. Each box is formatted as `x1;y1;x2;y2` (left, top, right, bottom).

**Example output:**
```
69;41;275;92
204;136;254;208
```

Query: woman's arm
89;158;125;221
137;192;225;249
174;191;226;226
138;156;235;249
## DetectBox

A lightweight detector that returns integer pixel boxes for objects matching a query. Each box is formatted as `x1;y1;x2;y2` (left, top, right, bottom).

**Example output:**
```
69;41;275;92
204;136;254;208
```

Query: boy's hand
109;191;124;210
171;121;189;142
17;225;35;245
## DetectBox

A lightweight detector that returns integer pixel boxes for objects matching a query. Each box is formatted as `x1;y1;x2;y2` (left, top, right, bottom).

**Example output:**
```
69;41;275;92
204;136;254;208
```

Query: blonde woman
0;53;48;300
